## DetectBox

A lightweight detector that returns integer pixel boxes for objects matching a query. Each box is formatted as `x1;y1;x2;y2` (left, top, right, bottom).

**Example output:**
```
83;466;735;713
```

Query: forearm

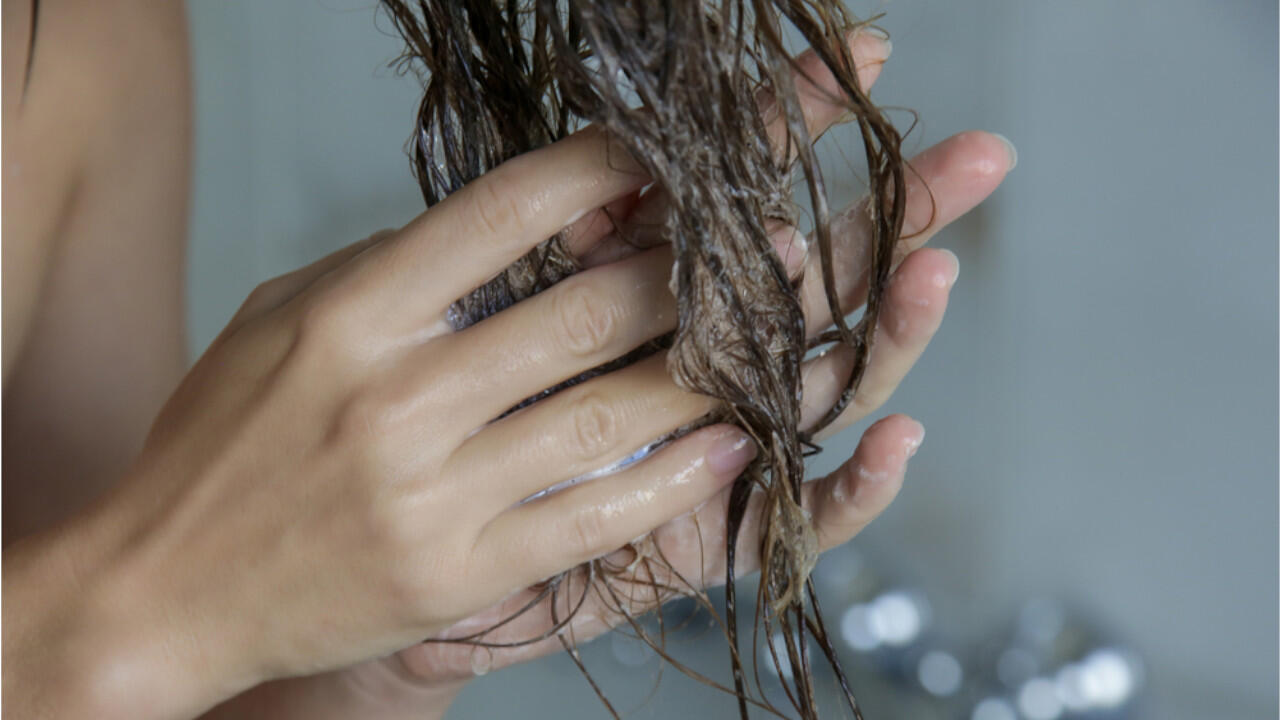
2;501;249;720
4;494;463;720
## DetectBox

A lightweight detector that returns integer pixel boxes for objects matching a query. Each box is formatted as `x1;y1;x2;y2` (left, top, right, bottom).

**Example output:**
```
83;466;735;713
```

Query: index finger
356;125;649;320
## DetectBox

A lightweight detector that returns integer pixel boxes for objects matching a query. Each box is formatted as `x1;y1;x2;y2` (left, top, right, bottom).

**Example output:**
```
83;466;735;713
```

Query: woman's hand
39;119;769;718
190;32;1012;720
2;127;729;720
378;128;1013;691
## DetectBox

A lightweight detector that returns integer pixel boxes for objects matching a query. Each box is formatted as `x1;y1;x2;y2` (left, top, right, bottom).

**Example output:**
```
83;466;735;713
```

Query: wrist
201;661;466;720
3;491;257;720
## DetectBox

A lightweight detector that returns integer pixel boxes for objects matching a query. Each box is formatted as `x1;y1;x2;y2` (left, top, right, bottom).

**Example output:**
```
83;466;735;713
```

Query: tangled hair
383;1;907;717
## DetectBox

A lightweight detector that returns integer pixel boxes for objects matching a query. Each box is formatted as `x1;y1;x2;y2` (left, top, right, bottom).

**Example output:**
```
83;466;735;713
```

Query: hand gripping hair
383;2;908;717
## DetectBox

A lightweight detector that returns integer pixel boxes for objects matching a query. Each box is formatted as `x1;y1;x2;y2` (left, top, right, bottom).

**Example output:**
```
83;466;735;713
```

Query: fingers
585;28;891;260
469;414;921;656
317;32;897;336
475;425;758;591
398;542;693;682
429;246;678;429
396;573;622;682
440;221;802;507
762;27;892;165
353;126;650;325
655;413;922;585
448;355;716;511
799;130;1013;335
334;30;894;332
432;220;807;431
803;413;922;549
440;226;943;500
800;247;958;438
400;413;921;683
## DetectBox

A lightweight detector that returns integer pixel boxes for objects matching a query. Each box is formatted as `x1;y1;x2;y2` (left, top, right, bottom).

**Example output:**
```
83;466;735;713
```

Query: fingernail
854;26;892;59
904;420;926;458
707;431;758;479
771;226;808;277
938;248;960;287
990;132;1018;172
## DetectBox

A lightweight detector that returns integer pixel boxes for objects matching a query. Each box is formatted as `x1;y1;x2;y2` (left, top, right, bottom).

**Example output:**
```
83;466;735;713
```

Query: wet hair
382;1;907;717
23;0;41;99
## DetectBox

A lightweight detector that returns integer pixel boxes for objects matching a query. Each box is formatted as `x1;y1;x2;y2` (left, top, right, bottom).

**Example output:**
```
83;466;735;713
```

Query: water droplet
470;645;493;676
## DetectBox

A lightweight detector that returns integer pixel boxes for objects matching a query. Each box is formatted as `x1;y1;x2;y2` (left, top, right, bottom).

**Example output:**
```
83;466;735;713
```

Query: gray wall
187;1;1278;718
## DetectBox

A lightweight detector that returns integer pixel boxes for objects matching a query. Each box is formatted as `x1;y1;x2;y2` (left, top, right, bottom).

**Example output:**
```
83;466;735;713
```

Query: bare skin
1;3;1012;719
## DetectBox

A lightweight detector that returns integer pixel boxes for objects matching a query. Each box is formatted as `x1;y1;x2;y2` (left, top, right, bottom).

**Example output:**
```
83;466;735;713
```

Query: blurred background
185;1;1278;718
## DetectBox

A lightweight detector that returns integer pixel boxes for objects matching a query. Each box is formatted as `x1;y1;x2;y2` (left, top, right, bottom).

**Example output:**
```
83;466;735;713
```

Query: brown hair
382;2;907;717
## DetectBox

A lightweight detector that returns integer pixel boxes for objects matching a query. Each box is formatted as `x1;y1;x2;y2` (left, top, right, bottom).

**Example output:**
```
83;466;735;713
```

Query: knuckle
337;391;382;440
244;276;287;309
566;392;618;461
565;509;609;560
552;280;617;357
293;286;358;351
885;286;947;346
333;387;407;455
235;275;297;325
846;384;888;421
466;171;528;240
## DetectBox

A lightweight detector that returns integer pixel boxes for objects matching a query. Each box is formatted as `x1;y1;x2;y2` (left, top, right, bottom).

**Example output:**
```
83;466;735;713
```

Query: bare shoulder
3;0;192;538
